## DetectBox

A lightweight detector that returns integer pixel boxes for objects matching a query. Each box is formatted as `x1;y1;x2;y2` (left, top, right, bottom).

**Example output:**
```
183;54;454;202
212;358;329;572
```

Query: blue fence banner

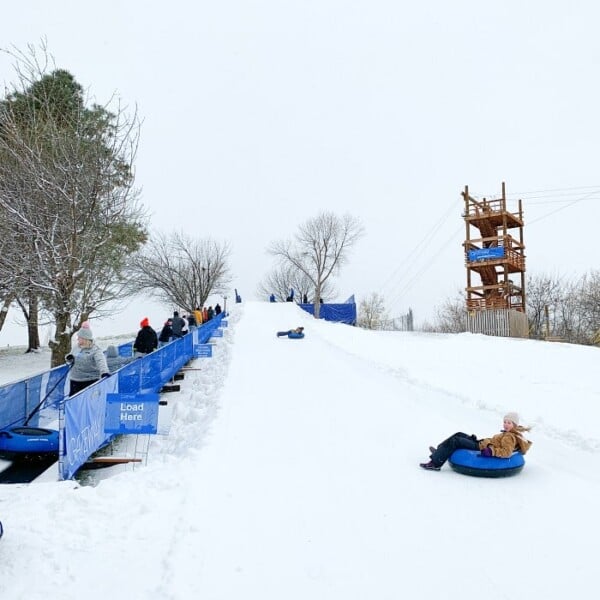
468;247;505;262
194;343;213;357
1;311;225;479
211;328;223;337
104;393;160;434
118;343;133;357
300;302;357;325
62;375;118;480
221;320;228;327
0;364;70;430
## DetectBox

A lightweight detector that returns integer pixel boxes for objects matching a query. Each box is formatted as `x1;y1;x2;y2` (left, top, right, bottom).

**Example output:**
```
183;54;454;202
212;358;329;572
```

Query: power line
379;197;461;297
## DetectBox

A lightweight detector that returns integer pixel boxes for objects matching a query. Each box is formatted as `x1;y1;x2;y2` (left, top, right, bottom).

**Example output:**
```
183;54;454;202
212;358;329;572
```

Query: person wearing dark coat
171;311;185;338
214;303;222;315
133;317;158;357
158;319;173;347
207;306;215;320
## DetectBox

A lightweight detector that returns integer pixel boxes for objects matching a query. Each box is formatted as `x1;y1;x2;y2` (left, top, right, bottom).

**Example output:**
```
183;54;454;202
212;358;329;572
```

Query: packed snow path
1;301;599;599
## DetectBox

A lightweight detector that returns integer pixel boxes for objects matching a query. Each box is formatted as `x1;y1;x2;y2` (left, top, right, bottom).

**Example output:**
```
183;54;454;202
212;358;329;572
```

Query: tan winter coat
478;426;532;458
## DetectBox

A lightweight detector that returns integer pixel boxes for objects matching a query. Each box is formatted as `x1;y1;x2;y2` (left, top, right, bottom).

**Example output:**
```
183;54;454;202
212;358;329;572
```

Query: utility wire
379;198;461;297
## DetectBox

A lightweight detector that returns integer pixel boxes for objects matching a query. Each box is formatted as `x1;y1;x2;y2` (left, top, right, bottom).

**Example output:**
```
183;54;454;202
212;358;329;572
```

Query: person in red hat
133;317;158;357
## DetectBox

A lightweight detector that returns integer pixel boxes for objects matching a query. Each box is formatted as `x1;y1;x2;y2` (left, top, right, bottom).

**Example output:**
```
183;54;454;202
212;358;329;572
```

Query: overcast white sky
1;1;600;344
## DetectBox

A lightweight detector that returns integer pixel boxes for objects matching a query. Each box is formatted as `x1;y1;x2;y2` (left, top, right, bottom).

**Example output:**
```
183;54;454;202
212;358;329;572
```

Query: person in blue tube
276;326;304;338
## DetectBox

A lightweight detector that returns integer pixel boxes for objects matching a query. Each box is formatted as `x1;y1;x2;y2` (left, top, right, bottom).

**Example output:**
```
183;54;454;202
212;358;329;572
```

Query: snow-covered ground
0;301;599;599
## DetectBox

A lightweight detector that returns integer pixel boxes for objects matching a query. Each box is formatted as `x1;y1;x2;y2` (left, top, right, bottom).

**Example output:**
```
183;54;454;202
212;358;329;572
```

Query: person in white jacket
66;322;109;396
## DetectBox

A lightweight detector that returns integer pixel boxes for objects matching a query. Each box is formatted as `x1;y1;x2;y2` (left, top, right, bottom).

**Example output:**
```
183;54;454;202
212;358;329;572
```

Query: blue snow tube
0;427;60;460
449;449;525;478
287;332;305;339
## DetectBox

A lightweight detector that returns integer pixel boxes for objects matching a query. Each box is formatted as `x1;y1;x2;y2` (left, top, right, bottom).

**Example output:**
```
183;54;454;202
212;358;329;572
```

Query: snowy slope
0;301;599;599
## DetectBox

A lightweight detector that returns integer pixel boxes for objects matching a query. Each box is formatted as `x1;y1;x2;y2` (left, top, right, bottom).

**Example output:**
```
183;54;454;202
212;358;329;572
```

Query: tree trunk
50;313;73;368
26;295;41;352
0;295;13;333
314;288;321;319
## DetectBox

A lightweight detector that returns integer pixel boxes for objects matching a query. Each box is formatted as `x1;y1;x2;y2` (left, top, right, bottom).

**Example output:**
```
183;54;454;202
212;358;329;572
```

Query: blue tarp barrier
0;365;70;430
61;374;118;480
299;302;357;325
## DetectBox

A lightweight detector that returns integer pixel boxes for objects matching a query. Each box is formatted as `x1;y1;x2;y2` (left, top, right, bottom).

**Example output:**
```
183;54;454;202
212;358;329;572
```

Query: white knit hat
504;412;519;426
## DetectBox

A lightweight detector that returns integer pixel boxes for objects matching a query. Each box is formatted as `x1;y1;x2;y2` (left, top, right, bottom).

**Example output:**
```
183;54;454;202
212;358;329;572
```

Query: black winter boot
419;460;441;471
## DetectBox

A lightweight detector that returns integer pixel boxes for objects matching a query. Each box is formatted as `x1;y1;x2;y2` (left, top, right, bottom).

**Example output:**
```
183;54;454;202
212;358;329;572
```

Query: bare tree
424;292;467;333
257;264;334;303
0;45;147;364
525;273;565;339
427;270;600;344
268;212;364;318
577;270;600;343
358;292;389;330
130;231;232;314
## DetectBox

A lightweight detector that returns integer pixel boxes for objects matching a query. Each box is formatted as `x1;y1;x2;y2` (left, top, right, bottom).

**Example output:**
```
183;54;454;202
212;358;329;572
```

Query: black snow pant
69;378;98;397
430;432;480;467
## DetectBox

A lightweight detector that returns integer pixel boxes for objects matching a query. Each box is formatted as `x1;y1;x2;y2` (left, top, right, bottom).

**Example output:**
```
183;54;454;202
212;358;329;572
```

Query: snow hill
0;300;599;599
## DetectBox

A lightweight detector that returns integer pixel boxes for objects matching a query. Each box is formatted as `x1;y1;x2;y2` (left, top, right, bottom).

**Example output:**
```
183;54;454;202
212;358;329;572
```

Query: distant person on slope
276;326;305;338
133;317;158;357
65;322;110;396
419;412;532;471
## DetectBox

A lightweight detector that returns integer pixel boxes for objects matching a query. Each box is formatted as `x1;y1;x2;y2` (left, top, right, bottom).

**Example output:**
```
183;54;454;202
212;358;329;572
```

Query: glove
481;446;493;457
101;372;110;379
65;354;75;365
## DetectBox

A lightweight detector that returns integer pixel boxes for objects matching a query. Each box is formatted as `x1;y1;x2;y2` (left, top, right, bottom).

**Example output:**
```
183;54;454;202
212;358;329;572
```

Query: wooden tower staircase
462;182;528;337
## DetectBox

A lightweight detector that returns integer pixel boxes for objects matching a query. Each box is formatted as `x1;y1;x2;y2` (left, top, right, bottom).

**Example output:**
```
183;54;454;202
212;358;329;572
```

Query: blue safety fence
60;313;225;479
0;313;225;480
299;302;357;325
0;364;71;430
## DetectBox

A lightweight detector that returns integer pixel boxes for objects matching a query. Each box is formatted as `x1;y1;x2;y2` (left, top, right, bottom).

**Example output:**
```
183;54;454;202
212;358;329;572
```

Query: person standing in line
194;306;203;326
158;318;173;347
65;322;110;396
214;303;222;315
171;311;185;338
105;345;134;372
133;317;158;357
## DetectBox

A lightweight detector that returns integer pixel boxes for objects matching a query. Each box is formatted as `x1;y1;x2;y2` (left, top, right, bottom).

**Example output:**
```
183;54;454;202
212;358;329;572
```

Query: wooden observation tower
462;182;528;337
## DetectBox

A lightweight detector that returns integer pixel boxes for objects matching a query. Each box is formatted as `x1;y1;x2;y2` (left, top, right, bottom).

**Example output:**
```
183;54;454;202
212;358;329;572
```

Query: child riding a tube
420;412;532;471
